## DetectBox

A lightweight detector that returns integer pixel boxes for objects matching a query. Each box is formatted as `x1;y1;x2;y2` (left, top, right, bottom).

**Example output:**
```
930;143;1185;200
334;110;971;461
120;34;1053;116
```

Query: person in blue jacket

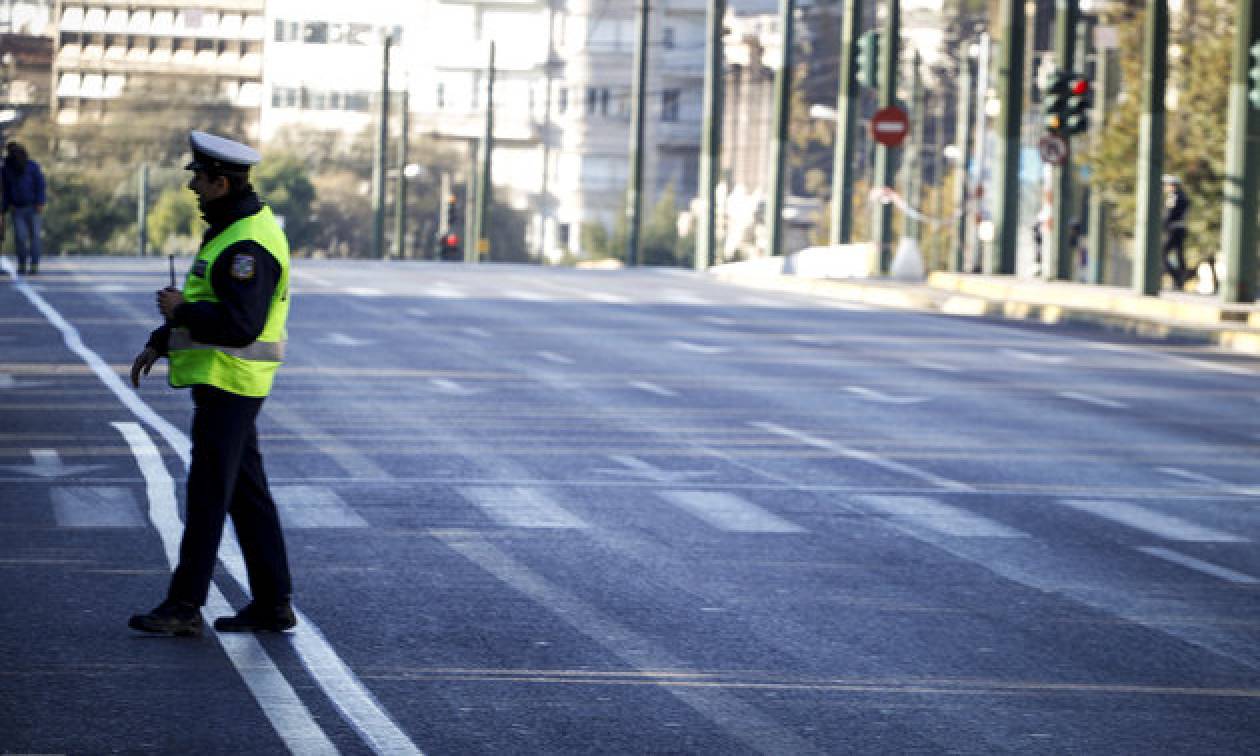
1;142;47;275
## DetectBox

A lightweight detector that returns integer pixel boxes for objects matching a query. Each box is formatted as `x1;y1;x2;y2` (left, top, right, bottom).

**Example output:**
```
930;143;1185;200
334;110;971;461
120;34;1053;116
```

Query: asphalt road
3;256;1260;754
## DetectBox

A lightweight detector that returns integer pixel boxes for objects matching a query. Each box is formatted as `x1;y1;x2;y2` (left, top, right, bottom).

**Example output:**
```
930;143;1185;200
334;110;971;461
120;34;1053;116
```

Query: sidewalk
707;263;1260;357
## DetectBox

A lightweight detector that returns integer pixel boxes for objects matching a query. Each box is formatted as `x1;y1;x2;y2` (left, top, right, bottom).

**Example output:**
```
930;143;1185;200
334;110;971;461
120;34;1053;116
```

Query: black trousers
1163;228;1188;285
167;385;292;608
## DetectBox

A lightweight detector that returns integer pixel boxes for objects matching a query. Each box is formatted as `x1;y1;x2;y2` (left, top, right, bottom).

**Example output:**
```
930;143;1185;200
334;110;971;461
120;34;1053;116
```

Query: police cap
185;131;261;176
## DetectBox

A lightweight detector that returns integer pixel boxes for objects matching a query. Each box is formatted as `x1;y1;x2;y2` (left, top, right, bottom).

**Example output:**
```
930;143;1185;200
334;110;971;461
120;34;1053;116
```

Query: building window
662;89;679;122
303;21;328;44
662;27;675;49
556;86;567;115
436;82;445;109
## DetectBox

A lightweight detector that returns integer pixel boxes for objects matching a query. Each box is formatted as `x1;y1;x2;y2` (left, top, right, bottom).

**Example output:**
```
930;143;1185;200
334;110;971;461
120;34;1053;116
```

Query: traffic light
1042;71;1070;133
1066;76;1091;135
1250;41;1260;109
856;30;880;90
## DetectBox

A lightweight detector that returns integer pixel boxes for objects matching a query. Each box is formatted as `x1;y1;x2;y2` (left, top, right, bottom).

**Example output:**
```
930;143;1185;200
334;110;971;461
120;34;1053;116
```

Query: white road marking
292;270;337;287
429;378;478;396
0;448;107;478
629;380;677;397
460;486;586;528
506;289;553;302
584;291;631;304
321;332;372;347
907;359;961;373
462;326;491;339
1001;349;1071;365
669;340;729;355
1057;391;1128;409
438;535;823;756
52;486;145;527
1158;467;1260;496
537;350;574;365
405;307;429;318
753;422;974;492
701;315;736;326
5;259;420;755
1139;546;1260;585
346;287;386;298
663;289;711;305
423;285;466;298
1087;342;1254;376
854;495;1027;538
114;423;339;755
660;490;805;533
274;486;369;528
844;386;929;405
1061;499;1247;543
600;455;715;483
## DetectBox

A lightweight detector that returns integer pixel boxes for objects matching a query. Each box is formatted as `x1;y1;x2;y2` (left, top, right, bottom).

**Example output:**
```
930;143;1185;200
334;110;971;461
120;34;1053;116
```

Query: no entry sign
870;106;910;148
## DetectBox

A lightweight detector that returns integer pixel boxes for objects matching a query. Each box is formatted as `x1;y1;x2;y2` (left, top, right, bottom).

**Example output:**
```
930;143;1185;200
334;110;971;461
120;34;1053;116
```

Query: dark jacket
1;158;46;211
147;189;283;356
1163;187;1189;232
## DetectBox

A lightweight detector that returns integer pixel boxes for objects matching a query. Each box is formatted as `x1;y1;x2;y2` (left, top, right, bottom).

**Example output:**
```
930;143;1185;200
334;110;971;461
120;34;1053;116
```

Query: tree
147;186;202;253
253;153;317;253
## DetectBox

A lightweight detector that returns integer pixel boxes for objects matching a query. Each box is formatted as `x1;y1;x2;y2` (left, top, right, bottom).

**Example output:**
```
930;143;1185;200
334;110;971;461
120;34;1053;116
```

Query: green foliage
1088;6;1232;267
641;184;682;266
580;221;610;259
40;171;134;254
253;153;317;252
146;186;202;253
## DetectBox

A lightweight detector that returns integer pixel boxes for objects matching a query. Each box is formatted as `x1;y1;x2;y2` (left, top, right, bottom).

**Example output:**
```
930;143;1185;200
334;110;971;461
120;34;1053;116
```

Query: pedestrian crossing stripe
273;486;368;528
52;486;145;527
660;490;805;534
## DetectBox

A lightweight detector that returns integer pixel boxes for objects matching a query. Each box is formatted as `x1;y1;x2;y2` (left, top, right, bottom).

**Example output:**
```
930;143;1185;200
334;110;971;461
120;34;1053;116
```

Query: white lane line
854;495;1027;538
52;486;145;527
462;326;491;339
438;535;823;756
753;422;974;492
663;289;711;305
537;350;574;365
1158;467;1260;496
460;486;586;528
1057;391;1128;409
1087;342;1254;376
1062;499;1247;543
584;291;631;304
4;259;420;756
701;315;736;326
1001;349;1071;365
346;287;387;298
1139;546;1260;585
506;289;553;302
114;423;338;755
629;380;677;397
292;270;337;288
907;359;961;373
321;331;372;347
429;378;478;396
274;486;369;528
669;340;729;355
423;285;466;299
660;490;805;533
844;386;929;405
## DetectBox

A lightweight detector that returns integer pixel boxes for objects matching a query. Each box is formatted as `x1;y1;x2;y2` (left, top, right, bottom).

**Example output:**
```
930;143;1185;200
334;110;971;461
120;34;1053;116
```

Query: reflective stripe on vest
168;206;290;398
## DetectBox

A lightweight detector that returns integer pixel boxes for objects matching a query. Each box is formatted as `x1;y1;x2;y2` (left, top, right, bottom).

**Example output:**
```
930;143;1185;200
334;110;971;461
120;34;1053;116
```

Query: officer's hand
130;347;159;388
157;287;184;320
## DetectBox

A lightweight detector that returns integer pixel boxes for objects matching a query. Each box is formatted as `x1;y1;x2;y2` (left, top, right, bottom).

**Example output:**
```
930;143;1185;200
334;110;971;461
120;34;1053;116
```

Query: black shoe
129;599;203;637
214;601;296;633
16;263;26;275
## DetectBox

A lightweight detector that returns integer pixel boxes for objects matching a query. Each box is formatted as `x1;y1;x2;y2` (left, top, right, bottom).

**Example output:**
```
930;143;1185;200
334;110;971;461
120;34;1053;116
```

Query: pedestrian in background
1;141;47;276
129;131;296;637
1162;174;1190;290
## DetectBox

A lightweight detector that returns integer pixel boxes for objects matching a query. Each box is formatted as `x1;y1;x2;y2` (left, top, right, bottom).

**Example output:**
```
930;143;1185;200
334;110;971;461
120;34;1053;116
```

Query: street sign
869;106;910;148
1039;134;1068;165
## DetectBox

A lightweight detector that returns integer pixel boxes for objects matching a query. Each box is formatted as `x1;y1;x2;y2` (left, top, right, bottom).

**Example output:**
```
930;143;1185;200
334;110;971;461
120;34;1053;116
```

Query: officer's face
188;170;230;208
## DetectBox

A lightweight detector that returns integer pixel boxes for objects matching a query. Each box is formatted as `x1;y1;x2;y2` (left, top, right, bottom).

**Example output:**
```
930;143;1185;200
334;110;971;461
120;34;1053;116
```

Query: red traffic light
1070;78;1089;96
443;233;460;247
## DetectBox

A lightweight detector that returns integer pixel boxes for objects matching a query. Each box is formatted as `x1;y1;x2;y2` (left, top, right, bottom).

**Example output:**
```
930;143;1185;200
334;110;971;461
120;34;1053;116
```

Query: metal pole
872;0;900;272
766;0;795;258
953;43;977;272
906;51;924;242
831;0;863;245
372;32;392;260
1131;0;1166;295
438;171;451;260
991;0;1025;275
1220;0;1260;304
471;41;495;263
1049;1;1076;281
967;31;991;273
394;86;409;261
137;163;149;257
538;0;558;264
626;0;650;267
1087;46;1118;285
697;0;725;270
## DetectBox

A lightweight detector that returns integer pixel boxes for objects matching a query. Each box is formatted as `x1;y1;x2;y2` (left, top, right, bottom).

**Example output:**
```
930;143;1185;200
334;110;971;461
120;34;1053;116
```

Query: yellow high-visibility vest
168;206;290;398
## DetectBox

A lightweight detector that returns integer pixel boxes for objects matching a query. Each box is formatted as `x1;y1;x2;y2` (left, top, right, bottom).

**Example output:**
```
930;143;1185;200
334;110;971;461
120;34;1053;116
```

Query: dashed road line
460;486;587;529
629;380;677;397
51;486;145;527
853;495;1027;538
1062;499;1247;543
1057;391;1128;409
1139;546;1260;585
660;490;805;533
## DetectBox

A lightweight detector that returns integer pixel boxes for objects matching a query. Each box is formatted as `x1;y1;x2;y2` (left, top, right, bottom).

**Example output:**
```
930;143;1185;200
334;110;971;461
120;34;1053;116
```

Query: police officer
129;131;295;636
1162;174;1190;290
